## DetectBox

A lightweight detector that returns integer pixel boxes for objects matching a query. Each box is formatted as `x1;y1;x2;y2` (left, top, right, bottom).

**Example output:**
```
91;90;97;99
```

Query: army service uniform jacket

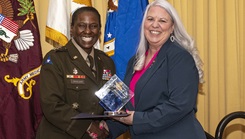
36;40;115;139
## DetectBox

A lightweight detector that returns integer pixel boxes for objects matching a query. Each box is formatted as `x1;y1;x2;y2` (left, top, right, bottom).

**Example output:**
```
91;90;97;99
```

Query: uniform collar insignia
73;56;78;59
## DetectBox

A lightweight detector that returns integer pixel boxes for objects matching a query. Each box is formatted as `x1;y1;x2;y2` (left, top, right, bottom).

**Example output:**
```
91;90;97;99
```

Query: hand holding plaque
71;74;133;119
95;74;134;116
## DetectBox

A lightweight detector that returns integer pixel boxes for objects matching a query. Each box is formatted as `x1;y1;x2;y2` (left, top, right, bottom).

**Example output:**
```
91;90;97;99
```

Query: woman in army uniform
36;6;115;139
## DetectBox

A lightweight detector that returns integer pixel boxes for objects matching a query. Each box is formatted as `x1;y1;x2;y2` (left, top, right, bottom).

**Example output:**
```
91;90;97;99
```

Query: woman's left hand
114;111;134;125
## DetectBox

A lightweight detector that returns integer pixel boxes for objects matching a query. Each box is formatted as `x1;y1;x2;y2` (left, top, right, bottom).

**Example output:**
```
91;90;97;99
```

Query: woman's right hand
87;120;109;139
99;120;109;132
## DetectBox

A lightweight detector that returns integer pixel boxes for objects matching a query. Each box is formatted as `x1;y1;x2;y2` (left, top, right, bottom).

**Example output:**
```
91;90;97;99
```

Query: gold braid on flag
46;26;68;46
73;0;92;6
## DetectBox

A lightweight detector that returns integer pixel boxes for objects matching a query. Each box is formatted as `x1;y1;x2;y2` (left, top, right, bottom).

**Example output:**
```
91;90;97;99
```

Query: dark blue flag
103;10;117;56
104;0;148;80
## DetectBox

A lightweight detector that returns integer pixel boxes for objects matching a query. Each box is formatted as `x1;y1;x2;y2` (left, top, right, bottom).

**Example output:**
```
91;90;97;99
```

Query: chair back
215;111;245;139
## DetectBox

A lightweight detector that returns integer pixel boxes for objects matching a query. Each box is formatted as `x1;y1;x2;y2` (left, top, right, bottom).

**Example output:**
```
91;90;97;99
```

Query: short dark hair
71;6;101;28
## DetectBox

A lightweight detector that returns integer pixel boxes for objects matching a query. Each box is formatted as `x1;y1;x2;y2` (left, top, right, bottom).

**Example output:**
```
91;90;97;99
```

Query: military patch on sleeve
44;56;53;64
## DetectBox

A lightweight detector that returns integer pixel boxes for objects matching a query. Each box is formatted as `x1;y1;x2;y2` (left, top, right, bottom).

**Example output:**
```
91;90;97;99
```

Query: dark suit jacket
36;40;115;139
107;39;206;139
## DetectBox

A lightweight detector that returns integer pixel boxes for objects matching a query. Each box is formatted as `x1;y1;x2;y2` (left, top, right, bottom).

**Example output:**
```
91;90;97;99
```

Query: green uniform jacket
36;40;116;139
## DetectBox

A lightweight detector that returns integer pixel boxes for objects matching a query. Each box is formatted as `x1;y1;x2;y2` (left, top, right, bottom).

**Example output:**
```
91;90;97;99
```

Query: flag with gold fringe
0;0;43;138
103;0;117;56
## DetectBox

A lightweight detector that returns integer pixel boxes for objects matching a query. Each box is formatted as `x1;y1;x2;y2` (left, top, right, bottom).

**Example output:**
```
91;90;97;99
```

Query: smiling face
144;6;174;48
71;11;101;53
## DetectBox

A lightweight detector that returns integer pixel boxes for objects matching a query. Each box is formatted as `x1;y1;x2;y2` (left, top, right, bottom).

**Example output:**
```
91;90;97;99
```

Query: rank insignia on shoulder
102;69;112;80
44;56;53;64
